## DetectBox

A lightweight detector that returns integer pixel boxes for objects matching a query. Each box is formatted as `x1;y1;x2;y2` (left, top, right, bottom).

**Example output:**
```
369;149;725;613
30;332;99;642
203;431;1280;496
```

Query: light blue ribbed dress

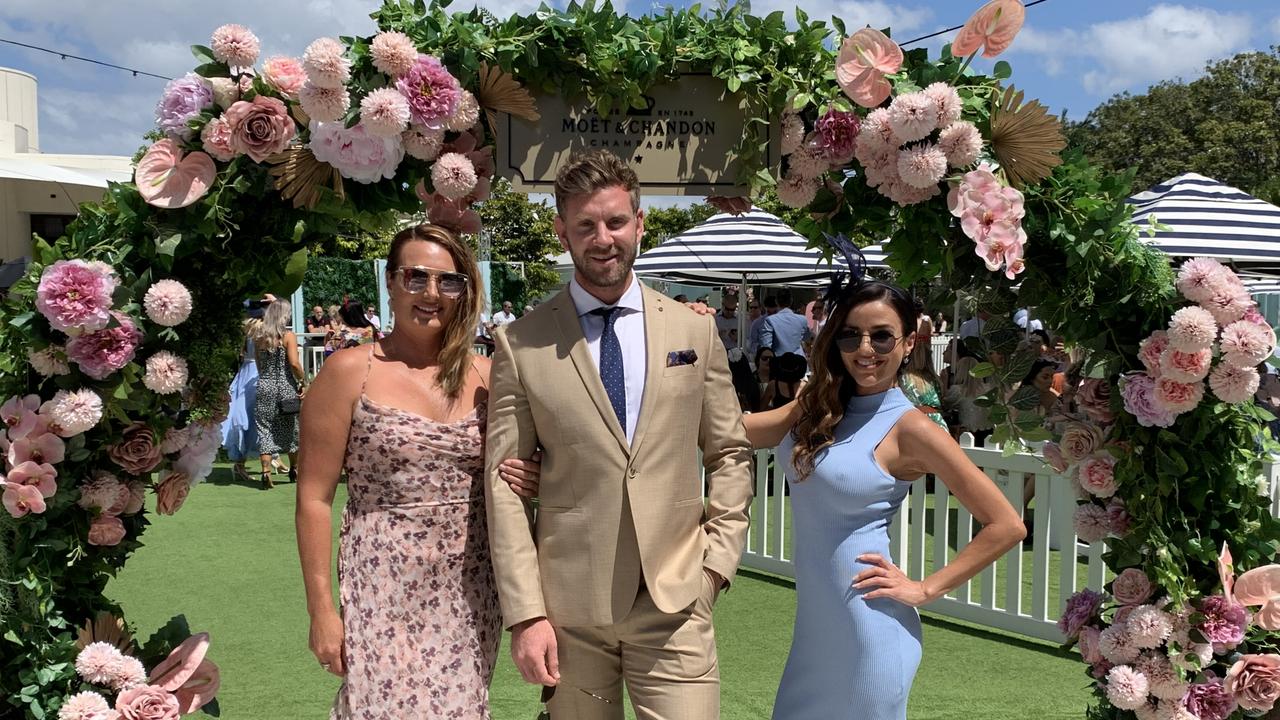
773;387;923;720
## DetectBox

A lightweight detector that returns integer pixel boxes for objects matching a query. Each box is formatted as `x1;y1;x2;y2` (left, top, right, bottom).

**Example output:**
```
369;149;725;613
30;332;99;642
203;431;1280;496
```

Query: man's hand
510;617;560;686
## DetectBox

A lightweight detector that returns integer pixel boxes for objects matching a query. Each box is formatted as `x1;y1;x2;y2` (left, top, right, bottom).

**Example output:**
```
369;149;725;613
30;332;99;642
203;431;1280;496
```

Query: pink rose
1059;422;1104;465
87;515;126;546
1225;654;1280;712
223;95;296;162
1042;441;1069;473
108;423;162;476
199;118;236;162
1077;379;1115;424
154;473;191;516
114;685;179;720
1112;568;1154;605
1078;454;1118;498
1078;626;1103;664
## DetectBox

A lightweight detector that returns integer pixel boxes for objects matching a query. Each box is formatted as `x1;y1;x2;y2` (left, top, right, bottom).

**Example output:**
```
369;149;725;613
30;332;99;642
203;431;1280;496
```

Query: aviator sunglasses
834;328;905;355
392;266;468;297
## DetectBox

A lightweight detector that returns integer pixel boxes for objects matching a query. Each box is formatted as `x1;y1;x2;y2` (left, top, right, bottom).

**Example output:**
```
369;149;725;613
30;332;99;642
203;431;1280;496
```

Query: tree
642;202;717;251
475;177;563;307
1067;47;1280;204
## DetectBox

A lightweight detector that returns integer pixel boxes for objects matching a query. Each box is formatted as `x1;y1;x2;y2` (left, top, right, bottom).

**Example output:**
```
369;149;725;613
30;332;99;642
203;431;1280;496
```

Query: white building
0;67;133;284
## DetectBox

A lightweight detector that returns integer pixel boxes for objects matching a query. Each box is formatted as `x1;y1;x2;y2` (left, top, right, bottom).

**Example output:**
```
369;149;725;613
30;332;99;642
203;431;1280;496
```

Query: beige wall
0;68;38;153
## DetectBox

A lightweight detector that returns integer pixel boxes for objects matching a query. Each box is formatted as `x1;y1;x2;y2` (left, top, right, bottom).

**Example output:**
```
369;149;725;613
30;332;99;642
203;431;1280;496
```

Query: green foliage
475;178;563;301
302;257;380;311
642;202;717;251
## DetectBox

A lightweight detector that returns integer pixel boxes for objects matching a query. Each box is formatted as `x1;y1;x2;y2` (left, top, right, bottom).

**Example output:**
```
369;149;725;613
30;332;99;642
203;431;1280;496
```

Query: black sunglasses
835;328;904;354
392;266;468;297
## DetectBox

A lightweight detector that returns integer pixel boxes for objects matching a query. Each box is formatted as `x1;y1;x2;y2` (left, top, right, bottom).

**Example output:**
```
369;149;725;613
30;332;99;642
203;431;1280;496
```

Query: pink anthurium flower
835;28;904;108
134;139;217;209
149;632;222;714
1236;565;1280;631
952;0;1026;59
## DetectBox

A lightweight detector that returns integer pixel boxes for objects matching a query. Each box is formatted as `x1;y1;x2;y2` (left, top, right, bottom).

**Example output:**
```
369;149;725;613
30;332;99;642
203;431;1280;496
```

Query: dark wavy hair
790;280;916;481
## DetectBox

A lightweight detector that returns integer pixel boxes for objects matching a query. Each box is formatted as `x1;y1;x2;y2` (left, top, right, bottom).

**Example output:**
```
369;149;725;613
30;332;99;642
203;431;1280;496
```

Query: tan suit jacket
484;285;753;628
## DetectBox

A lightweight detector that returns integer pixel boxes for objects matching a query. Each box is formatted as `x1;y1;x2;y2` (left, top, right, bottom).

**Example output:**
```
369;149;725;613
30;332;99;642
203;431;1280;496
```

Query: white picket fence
735;437;1280;644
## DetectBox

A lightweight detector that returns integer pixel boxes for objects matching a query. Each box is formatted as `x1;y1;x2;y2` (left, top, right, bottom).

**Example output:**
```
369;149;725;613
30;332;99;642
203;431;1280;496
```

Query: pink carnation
897;144;948;189
1177;257;1229;303
1105;664;1150;710
1137;653;1187;701
46;388;103;437
938;120;982;168
813;109;860;165
210;24;259;68
359;88;411;137
444;90;480;132
261;56;306;100
886;91;936;142
302;37;350;89
370;31;418;77
1209;363;1260;404
1127;605;1173;649
1074;503;1111;543
1120;373;1178;427
1219;320;1275;369
65;314;141;381
1158;346;1211;383
78;471;130;516
1113;568;1154;605
1167;306;1217;351
402;124;444;161
858;108;898;150
28;345;70;377
199;118;236;162
105;655;147;691
1100;622;1141;664
1152;376;1203;415
1201;285;1253;326
298;83;349;123
143;352;189;395
36;260;117;333
395;55;460;129
787;143;830;180
58;690;110;720
780;113;805;155
143;279;192;327
76;642;124;684
923;82;963;128
1078;454;1118;497
776;173;820;209
308;121;404;184
1198;595;1248;652
431;152;478;200
1138;331;1170;376
87;515;126;546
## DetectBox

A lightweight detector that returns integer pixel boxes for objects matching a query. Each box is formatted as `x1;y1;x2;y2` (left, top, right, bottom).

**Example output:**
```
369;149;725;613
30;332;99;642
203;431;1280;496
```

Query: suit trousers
547;574;720;720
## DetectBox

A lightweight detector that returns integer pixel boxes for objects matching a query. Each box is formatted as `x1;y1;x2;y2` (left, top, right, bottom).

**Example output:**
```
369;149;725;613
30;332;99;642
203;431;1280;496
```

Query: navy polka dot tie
591;306;626;433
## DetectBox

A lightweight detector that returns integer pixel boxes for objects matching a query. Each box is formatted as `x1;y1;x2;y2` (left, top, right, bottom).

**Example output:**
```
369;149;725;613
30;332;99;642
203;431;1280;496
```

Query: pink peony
87;515;126;546
938;121;982;168
1224;654;1280;712
1138;331;1170;376
1167;306;1217;352
1209;363;1260;404
1105;497;1132;537
1042;441;1068;473
154;74;213;140
143;279;192;327
402;124;444;161
813;109;860;165
66;314;141;381
199;118;236;162
396;55;461;129
301;37;350;89
1058;421;1104;464
58;690;111;720
776;173;821;209
886;92;936;143
207;77;239;110
923;82;963;128
1201;285;1253;327
224;95;295;163
154;472;192;516
1120;373;1178;427
780;113;805;155
1158;346;1211;383
2;482;46;517
7;460;57;498
105;655;147;691
1059;589;1106;639
298;83;349;123
430;152;478;200
359;87;411;137
1079;626;1103;663
76;642;123;684
1219;320;1276;369
1077;379;1115;424
1074;503;1110;543
897;144;948;189
1183;676;1238;720
444;90;480;133
261;56;305;100
78;471;130;516
1099;622;1141;664
28;345;70;377
7;431;65;466
1127;605;1173;649
370;31;418;77
1177;257;1229;303
36;260;117;333
210;24;259;68
1198;595;1248;652
1113;568;1154;605
309;121;404;184
113;685;179;720
1152;376;1204;415
1105;664;1150;710
46;388;103;437
143;352;189;396
1078;454;1118;498
149;633;220;714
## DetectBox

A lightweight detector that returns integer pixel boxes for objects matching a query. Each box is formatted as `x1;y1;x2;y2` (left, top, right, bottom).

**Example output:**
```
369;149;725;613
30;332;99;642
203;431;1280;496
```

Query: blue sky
0;0;1276;158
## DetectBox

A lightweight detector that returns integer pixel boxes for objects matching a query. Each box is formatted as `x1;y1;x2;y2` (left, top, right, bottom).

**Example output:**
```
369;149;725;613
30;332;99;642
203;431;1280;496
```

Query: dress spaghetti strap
360;345;376;396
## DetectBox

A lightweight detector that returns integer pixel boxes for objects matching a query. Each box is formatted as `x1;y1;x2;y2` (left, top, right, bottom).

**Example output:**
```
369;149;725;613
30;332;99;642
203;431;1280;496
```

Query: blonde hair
250;298;292;350
387;224;483;400
553;149;640;217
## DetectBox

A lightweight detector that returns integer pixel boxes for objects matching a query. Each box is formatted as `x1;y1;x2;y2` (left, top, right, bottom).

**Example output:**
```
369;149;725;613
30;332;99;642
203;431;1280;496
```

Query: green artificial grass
106;466;1093;719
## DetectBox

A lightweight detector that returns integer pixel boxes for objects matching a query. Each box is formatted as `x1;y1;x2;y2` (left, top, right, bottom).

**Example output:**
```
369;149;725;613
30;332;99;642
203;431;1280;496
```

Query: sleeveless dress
253;345;299;455
773;387;923;720
220;337;258;461
331;351;500;720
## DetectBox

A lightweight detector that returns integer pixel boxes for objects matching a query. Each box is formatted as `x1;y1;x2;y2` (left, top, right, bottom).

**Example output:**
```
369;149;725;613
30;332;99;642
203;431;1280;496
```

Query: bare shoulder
471;352;492;380
892;407;960;458
309;345;371;397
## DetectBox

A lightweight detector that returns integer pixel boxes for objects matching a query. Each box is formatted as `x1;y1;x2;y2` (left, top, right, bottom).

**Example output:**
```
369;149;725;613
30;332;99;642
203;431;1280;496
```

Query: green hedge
302;257;378;311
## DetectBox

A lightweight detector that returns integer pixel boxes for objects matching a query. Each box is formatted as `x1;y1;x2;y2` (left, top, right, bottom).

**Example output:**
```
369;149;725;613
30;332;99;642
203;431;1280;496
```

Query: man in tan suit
484;150;753;719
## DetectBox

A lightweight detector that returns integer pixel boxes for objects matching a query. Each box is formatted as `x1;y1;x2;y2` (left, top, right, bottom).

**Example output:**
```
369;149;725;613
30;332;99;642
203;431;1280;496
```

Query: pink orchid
6;460;57;498
1;395;40;439
835;28;904;108
1236;565;1280;631
952;0;1027;59
2;482;46;517
6;432;65;467
1220;542;1236;606
134;139;217;209
149;632;221;714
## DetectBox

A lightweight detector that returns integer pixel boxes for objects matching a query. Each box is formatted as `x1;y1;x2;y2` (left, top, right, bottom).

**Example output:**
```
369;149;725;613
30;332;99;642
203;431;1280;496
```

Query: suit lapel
628;286;668;458
550;290;630;453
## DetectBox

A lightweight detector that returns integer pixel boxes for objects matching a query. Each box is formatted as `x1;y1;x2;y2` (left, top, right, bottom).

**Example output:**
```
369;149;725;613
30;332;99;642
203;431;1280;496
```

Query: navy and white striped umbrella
1129;173;1280;269
633;209;886;287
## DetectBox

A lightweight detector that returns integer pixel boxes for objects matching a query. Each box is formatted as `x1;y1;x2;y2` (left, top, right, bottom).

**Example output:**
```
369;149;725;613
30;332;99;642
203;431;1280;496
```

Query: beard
570;238;638;290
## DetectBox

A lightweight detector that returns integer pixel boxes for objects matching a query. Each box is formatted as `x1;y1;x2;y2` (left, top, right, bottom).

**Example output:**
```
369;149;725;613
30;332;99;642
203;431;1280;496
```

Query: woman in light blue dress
745;280;1026;719
221;328;259;483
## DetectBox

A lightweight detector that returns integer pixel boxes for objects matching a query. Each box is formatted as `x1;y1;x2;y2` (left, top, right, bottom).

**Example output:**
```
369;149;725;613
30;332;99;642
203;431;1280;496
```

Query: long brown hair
790;281;916;481
386;224;483;400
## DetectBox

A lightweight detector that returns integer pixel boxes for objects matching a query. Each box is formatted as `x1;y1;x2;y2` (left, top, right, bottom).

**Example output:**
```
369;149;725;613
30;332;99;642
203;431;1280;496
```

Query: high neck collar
847;386;906;414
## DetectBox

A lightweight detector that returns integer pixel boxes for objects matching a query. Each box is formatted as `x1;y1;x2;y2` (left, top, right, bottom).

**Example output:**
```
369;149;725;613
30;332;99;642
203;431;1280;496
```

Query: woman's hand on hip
852;553;932;607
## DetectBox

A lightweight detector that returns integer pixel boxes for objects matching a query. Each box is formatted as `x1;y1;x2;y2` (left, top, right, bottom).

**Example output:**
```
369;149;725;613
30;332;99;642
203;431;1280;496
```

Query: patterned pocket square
666;349;698;367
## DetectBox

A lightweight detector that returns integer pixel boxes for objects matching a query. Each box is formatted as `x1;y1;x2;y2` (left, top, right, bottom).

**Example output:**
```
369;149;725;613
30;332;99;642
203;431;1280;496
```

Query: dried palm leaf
266;147;344;210
476;63;540;131
990;86;1066;189
76;611;134;653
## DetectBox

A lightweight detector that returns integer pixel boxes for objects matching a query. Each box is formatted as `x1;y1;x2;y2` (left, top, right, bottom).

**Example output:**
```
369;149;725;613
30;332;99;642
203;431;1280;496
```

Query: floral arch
1;1;1278;717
